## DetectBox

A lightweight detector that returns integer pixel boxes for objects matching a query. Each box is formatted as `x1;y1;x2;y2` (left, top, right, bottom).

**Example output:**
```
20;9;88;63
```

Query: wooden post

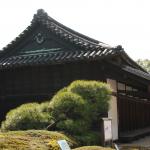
148;85;150;93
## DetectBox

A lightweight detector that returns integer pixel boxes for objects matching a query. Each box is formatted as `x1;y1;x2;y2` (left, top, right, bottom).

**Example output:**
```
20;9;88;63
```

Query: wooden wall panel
118;95;150;133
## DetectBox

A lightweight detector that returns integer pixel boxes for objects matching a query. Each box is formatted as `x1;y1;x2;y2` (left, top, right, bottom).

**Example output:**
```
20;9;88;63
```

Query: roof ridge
32;9;100;44
0;9;117;58
32;9;113;50
1;9;112;54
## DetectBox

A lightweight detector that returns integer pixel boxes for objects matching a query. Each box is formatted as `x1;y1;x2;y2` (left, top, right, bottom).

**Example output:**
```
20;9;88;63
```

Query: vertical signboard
100;118;113;146
104;119;112;141
57;140;71;150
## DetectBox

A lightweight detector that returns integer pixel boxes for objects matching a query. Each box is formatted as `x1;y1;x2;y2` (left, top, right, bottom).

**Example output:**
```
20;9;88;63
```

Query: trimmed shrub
74;131;100;146
40;101;50;112
68;80;112;121
1;102;53;131
49;92;87;120
56;119;89;135
49;91;90;134
48;80;112;144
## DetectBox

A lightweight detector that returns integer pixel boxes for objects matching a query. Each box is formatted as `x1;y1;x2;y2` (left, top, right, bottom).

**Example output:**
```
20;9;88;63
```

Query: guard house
0;9;150;140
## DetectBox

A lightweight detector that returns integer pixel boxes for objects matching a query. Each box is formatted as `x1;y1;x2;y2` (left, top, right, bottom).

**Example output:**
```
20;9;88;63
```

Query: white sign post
104;119;112;141
100;118;113;146
57;140;71;150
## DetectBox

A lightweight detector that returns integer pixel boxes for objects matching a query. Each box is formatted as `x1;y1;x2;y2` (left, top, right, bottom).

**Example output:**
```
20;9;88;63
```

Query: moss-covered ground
0;130;77;150
73;146;114;150
0;130;144;150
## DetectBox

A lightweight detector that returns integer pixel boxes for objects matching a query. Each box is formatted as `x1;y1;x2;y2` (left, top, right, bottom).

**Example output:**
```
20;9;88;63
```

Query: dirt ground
118;136;150;148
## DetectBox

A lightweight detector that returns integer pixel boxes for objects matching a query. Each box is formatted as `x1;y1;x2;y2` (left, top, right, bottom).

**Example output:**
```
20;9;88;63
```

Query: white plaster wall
133;88;138;92
107;79;118;140
126;86;132;91
117;82;125;90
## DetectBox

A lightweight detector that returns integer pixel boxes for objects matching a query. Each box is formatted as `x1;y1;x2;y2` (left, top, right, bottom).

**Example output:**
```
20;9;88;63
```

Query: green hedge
68;80;112;121
56;119;89;135
1;102;52;131
48;80;112;142
50;92;86;120
74;131;100;146
49;91;90;134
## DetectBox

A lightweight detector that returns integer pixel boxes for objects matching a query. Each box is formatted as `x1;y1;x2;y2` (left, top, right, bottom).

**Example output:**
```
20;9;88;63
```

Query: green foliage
136;59;150;73
49;92;87;120
56;119;89;135
1;80;112;146
40;101;51;112
74;131;100;146
48;80;111;145
1;102;53;131
49;91;90;134
68;80;112;120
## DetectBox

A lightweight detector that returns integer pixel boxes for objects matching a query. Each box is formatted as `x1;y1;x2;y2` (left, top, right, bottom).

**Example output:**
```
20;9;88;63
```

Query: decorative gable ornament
35;33;44;44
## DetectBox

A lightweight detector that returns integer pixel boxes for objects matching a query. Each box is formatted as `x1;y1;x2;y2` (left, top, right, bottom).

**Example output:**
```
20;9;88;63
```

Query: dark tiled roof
0;48;121;68
0;9;123;68
2;9;113;52
122;65;150;80
1;9;149;82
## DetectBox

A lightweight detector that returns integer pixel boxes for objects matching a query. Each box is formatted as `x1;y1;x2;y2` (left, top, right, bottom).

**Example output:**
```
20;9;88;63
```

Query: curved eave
122;65;150;81
120;51;147;73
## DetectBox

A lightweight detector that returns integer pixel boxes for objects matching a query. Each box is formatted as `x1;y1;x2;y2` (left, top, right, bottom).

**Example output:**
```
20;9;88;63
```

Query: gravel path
131;136;150;146
119;136;150;147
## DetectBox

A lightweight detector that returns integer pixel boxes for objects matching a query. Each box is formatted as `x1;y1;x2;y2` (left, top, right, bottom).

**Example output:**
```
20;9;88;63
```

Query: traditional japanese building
0;9;150;140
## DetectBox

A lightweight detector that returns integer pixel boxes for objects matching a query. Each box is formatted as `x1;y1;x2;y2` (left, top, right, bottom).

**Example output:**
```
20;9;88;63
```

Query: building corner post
107;79;118;140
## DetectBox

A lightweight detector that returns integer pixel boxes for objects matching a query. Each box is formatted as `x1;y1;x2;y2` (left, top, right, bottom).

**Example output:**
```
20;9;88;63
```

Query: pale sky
0;0;150;60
